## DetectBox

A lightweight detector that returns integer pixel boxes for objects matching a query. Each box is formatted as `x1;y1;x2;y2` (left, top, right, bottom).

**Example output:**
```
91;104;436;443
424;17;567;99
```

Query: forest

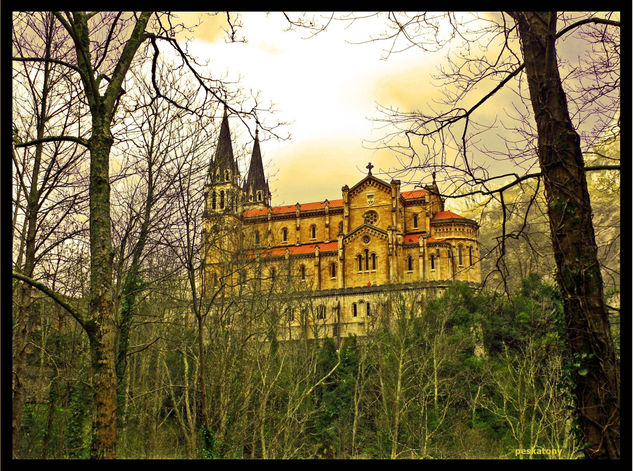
11;12;620;460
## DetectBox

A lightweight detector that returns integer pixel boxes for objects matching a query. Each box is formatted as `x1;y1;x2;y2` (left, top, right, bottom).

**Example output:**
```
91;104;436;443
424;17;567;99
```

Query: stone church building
202;110;481;341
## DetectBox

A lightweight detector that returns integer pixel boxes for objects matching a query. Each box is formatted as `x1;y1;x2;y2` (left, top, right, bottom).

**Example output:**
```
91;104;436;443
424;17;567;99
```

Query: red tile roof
401;189;426;199
242;189;425;219
432;210;464;219
403;232;425;244
402;233;447;244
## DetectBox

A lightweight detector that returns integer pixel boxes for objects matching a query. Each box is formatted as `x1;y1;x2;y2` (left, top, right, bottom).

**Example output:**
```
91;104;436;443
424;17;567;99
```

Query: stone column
314;245;321;290
338;232;344;289
342;185;350;233
295;203;301;245
324;199;330;243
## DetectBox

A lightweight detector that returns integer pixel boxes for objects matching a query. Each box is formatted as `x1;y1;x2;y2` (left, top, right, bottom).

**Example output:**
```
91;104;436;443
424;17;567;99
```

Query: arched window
211;191;217;209
270;267;276;281
310;224;317;239
257;190;262;201
352;303;358;317
413;214;418;228
469;246;473;266
300;264;306;280
220;190;225;209
366;302;371;316
357;254;363;271
249;194;253;201
371;253;376;270
458;245;463;265
407;255;413;271
282;227;288;242
364;249;369;271
286;307;294;322
225;169;230;182
430;254;435;270
254;231;260;246
212;272;218;286
338;221;344;234
317;305;326;320
330;262;337;278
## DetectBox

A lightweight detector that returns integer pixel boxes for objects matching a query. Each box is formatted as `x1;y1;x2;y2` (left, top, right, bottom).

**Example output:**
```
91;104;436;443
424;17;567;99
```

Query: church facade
202;111;481;341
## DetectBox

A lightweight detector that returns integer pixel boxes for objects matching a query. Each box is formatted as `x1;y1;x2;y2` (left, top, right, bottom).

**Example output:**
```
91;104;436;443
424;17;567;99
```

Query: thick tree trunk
511;11;620;459
86;123;118;459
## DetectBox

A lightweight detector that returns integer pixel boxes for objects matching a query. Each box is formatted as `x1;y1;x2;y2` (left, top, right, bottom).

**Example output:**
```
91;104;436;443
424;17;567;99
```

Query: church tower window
220;190;225;209
413;214;418;228
407;255;413;271
282;227;288;242
363;210;378;225
371;253;376;271
338;221;344;234
211;191;216;210
364;249;369;271
330;262;337;278
430;254;435;270
300;264;306;280
225;169;230;182
310;224;317;239
254;231;260;246
257;190;262;201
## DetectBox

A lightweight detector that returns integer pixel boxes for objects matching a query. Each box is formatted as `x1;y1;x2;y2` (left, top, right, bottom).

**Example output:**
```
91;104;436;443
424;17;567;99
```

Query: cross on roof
366;162;374;175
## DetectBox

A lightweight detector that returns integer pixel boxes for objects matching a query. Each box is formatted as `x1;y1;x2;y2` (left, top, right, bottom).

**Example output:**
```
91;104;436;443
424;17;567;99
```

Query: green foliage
66;382;92;458
17;275;583;459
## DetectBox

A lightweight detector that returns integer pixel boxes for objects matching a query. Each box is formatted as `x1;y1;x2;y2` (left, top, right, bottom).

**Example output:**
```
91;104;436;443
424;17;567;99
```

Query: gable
348;175;391;199
343;223;388;246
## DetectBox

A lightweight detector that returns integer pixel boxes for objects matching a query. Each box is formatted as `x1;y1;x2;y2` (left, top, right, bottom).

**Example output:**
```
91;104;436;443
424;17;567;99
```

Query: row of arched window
210;189;239;212
357;249;377;272
259;222;345;246
284;302;370;323
298;262;338;280
402;245;474;272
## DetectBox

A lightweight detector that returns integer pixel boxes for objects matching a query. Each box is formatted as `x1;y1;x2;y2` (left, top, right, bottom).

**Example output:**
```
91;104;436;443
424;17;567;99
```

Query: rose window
363;210;378;225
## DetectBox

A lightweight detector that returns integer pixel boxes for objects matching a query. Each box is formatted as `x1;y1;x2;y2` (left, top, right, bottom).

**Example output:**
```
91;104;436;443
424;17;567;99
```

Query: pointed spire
245;124;269;205
210;106;239;181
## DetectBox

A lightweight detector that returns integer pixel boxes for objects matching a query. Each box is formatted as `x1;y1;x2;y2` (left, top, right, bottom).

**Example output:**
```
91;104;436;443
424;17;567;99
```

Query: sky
175;12;453;206
171;11;618;209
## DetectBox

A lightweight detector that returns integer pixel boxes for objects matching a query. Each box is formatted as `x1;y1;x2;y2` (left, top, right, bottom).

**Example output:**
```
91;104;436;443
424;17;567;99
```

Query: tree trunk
511;11;620;459
86;123;118;459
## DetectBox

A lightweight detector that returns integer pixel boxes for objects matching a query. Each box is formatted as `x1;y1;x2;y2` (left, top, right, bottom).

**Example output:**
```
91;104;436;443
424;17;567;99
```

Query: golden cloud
173;12;228;44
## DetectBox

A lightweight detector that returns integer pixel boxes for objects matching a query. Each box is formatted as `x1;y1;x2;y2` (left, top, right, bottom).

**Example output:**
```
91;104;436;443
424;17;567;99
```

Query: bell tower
202;107;243;290
206;107;242;217
243;127;271;211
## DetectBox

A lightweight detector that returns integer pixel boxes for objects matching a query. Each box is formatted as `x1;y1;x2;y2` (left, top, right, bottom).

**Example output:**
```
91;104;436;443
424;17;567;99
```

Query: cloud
173;12;228;44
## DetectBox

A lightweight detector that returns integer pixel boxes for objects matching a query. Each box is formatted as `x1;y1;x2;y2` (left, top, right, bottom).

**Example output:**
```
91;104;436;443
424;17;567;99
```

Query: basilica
202;110;481;340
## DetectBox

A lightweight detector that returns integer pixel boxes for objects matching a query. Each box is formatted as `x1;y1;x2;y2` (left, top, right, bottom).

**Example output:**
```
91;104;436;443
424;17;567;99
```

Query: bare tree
12;11;278;458
11;12;89;457
283;11;620;458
